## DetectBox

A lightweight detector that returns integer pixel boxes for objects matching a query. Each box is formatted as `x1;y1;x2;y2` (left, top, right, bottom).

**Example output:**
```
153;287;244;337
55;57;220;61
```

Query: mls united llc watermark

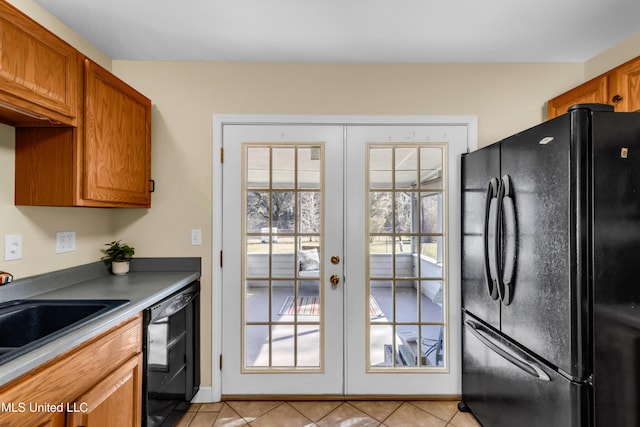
1;401;89;413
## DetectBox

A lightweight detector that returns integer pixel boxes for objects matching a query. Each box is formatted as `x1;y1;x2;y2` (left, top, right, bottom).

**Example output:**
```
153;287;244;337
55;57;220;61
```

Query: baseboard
192;386;214;403
221;394;462;401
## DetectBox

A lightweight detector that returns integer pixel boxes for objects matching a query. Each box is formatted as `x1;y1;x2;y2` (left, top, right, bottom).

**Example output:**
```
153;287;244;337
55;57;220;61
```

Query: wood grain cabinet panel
609;57;640;113
547;76;608;119
0;315;142;427
67;354;143;427
83;59;152;206
0;1;78;125
548;55;640;119
15;58;152;208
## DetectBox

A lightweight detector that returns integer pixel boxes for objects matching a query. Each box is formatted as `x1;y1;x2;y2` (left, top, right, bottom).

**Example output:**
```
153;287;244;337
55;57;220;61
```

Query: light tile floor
175;400;481;427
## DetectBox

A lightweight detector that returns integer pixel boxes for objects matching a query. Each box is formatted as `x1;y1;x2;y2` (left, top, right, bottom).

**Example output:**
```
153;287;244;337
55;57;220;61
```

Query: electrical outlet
56;231;76;254
4;234;22;261
191;229;202;246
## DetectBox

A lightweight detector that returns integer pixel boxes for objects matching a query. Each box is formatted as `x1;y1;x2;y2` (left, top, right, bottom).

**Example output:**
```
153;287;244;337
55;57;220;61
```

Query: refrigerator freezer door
591;111;640;427
594;305;640;427
461;143;501;329
499;115;579;377
462;313;589;427
592;112;640;304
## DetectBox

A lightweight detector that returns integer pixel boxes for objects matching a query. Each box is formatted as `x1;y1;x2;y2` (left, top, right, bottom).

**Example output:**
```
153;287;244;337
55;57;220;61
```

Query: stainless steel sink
0;299;129;365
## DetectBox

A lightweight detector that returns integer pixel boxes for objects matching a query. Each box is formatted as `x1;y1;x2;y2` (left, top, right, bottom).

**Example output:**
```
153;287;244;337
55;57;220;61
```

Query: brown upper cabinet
0;1;79;126
609;58;640;113
548;55;640;119
2;1;153;208
15;58;152;208
82;59;152;207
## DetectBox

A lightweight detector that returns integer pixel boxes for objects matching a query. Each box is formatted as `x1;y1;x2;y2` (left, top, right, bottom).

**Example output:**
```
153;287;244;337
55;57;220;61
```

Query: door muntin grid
367;144;448;371
242;143;324;371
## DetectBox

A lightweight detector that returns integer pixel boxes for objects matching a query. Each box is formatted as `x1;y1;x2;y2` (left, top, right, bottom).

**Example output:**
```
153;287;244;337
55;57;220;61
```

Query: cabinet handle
149;179;155;192
612;94;623;103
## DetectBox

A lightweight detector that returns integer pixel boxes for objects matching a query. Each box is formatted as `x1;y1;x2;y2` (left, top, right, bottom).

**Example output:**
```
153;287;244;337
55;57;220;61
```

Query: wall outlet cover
56;231;76;254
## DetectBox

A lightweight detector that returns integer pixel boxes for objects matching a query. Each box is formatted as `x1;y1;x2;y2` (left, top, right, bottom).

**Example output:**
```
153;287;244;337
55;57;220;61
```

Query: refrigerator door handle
465;319;551;382
484;178;500;300
500;175;517;305
493;178;506;301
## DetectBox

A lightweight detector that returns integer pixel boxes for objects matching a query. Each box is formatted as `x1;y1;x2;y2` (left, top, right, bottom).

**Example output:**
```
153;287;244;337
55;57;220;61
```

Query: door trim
211;114;478;402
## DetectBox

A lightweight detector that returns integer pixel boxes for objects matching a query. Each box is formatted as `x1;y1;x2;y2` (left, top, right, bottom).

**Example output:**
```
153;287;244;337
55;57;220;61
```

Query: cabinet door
547;76;608;119
609;57;640;112
0;1;78;125
67;354;143;427
84;59;152;207
0;410;65;427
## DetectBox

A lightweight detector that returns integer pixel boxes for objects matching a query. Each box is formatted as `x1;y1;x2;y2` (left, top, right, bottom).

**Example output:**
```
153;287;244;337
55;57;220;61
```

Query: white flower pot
111;261;130;275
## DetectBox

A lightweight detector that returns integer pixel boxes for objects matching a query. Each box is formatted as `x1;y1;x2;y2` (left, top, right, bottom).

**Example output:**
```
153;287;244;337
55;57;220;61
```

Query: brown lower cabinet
0;314;142;427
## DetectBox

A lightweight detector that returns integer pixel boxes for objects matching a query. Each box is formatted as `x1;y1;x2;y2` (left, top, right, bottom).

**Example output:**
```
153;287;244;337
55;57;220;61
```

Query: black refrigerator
460;104;640;427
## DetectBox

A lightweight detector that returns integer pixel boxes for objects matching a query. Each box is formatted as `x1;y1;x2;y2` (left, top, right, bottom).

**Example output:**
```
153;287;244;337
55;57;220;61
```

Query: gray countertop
0;258;200;386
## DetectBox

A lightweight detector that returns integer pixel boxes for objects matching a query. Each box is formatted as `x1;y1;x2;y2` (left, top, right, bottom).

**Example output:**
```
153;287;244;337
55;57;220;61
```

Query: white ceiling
34;0;640;63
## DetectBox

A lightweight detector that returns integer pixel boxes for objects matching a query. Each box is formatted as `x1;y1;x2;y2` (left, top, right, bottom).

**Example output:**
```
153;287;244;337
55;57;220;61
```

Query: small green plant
101;240;135;263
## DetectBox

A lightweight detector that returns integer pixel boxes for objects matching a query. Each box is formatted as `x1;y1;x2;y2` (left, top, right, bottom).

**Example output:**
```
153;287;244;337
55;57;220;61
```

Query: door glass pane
396;282;418;322
370;281;393;322
272;147;295;189
298;147;321;189
246;280;269;322
422;325;445;367
370;324;394;367
246;191;270;233
272;325;295;367
370;192;393;234
243;144;323;370
394;192;414;233
246;325;269;367
367;143;447;371
395;147;418;189
272;281;296;322
297;325;320;367
298;192;321;233
271;191;294;231
247;147;270;188
420;193;443;234
369;147;393;189
420;147;443;189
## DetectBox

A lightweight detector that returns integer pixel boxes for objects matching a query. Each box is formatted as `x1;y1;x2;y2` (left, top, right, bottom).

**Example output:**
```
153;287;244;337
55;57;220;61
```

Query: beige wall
585;31;640;79
1;0;639;390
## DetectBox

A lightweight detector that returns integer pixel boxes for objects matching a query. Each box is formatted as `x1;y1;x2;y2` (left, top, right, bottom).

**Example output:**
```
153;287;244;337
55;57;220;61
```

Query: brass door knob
330;274;340;286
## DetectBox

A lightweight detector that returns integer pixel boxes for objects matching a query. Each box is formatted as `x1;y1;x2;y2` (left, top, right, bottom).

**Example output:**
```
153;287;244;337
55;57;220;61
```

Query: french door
218;117;472;397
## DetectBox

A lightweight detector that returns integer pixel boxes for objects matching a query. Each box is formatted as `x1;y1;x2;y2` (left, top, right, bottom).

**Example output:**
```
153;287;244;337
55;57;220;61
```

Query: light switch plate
4;234;22;261
191;229;202;246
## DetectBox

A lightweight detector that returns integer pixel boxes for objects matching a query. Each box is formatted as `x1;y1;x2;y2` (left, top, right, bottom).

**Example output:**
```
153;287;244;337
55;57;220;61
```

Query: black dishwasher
143;280;200;427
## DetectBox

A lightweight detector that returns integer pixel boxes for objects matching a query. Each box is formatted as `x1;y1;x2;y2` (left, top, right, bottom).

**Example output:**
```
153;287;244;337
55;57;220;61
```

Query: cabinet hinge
220;147;224;163
220;250;223;267
219;354;223;370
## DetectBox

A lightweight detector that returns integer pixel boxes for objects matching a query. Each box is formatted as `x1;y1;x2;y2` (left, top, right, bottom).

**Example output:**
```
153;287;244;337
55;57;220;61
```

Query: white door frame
210;114;477;402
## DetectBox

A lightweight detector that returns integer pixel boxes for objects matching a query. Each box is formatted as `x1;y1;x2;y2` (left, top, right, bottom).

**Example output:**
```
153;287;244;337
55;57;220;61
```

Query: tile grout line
405;401;458;424
282;401;319;425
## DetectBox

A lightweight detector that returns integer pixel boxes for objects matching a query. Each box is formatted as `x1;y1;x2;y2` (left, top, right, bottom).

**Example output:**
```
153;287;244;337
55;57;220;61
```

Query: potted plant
101;240;135;275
